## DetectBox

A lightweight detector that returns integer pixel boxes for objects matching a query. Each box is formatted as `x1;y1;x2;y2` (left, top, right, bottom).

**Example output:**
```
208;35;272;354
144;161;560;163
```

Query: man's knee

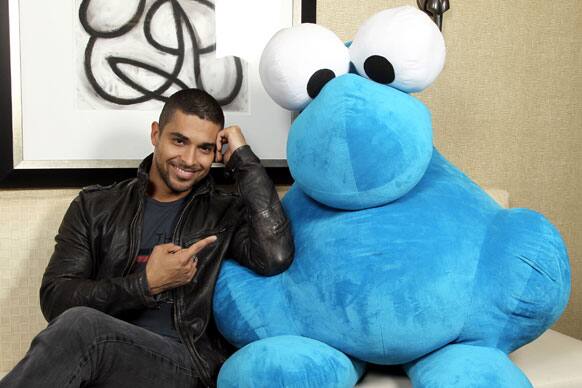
49;306;111;338
29;307;112;356
55;306;103;324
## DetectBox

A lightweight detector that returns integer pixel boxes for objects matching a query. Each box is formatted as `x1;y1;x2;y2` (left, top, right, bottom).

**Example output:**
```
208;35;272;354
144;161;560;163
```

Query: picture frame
0;0;316;188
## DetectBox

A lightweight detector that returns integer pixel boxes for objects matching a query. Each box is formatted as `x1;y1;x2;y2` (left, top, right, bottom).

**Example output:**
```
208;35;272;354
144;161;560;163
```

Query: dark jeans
0;306;199;388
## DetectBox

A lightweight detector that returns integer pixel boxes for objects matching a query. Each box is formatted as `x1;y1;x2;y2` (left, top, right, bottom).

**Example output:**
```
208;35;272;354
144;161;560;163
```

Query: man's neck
148;186;190;202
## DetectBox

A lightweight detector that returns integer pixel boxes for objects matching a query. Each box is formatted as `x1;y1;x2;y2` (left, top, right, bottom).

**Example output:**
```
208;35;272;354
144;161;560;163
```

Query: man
0;89;294;387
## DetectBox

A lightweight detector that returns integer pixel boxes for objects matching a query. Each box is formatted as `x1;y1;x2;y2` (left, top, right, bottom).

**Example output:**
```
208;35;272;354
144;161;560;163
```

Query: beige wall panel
318;1;582;338
0;189;80;372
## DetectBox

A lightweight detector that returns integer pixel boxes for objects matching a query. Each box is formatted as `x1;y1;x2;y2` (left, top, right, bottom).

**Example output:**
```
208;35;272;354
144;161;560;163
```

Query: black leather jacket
40;146;294;386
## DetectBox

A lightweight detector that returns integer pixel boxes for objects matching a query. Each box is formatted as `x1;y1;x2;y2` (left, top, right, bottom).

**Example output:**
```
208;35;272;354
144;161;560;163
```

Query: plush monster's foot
405;344;531;388
217;335;365;388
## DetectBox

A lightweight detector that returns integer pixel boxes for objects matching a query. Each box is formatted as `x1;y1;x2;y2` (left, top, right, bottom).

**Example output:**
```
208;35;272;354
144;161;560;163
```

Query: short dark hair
158;89;225;131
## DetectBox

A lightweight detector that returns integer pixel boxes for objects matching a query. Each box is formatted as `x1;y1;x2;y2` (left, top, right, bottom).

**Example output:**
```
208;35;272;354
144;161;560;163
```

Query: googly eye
349;6;446;93
259;24;350;111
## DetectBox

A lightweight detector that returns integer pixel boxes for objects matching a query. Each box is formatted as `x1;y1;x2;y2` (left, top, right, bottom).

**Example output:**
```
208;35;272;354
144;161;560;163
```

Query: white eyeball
349;6;446;93
259;24;350;111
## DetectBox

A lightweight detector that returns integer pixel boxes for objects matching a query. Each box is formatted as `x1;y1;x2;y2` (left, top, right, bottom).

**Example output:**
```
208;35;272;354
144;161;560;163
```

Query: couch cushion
511;329;582;388
357;330;582;387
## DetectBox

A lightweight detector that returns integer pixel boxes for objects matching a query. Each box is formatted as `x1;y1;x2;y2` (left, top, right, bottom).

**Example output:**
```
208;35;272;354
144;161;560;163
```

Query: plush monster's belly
282;155;501;363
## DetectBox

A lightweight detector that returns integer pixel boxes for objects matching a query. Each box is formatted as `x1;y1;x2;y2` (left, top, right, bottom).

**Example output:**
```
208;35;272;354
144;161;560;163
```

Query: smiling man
0;89;294;388
149;96;226;201
150;112;220;200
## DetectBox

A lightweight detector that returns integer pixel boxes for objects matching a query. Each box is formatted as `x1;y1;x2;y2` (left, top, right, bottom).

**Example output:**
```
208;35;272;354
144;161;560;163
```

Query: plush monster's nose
287;74;433;210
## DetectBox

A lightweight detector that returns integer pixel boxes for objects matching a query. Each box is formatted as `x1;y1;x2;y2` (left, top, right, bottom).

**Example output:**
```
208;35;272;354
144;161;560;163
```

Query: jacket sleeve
225;145;294;276
40;194;157;322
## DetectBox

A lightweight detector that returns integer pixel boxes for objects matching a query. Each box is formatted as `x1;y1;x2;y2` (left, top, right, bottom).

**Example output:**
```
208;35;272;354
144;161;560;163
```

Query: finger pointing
185;235;217;257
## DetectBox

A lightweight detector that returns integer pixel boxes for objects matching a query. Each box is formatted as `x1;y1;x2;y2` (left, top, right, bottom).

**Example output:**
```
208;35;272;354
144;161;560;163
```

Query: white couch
357;329;582;387
1;188;581;386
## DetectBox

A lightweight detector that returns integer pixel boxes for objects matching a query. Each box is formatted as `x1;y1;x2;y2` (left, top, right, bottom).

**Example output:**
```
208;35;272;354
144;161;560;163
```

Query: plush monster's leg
459;209;570;352
404;344;531;388
217;335;365;388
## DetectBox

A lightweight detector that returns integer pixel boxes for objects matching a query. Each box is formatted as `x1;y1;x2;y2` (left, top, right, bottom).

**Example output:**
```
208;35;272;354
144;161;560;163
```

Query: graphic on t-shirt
136;232;173;264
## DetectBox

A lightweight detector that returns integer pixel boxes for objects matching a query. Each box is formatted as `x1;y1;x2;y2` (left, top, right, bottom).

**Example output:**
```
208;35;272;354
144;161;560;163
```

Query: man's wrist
145;266;163;295
136;271;159;307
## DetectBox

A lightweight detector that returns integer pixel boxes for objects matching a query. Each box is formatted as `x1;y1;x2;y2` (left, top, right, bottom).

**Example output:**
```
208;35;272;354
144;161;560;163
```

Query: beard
155;156;200;194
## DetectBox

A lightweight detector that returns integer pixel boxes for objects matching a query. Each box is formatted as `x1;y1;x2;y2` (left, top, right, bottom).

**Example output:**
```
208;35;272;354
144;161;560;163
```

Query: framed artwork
0;0;316;187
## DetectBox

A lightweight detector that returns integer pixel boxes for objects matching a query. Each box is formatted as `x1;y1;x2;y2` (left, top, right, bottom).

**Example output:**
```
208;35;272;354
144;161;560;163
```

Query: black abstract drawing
76;0;247;111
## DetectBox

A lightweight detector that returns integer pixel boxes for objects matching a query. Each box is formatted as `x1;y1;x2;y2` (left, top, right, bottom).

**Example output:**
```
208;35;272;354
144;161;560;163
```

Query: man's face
150;110;221;200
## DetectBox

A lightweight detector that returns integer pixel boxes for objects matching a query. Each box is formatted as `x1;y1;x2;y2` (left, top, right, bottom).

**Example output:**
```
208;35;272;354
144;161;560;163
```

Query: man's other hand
215;125;247;164
145;236;217;295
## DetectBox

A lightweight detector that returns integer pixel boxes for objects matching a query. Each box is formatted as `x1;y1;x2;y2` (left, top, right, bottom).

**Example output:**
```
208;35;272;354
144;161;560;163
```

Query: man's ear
151;121;160;146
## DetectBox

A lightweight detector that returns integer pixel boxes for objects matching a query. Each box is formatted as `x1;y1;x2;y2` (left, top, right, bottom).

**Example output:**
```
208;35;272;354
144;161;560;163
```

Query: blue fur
214;68;570;387
288;74;433;210
217;336;365;388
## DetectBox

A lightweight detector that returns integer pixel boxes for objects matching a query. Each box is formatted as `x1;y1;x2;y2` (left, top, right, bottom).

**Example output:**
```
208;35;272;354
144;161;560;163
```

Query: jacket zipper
171;189;213;385
123;197;144;275
173;289;212;385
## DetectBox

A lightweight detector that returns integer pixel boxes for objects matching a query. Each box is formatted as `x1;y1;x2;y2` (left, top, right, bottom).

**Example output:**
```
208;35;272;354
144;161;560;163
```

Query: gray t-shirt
125;195;186;340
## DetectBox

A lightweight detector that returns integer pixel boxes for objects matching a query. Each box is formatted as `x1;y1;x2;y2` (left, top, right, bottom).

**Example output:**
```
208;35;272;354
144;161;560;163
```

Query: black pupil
307;69;336;99
364;55;395;84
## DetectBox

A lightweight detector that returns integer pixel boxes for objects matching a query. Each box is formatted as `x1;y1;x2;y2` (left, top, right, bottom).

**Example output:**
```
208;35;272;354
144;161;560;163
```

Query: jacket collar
137;153;213;197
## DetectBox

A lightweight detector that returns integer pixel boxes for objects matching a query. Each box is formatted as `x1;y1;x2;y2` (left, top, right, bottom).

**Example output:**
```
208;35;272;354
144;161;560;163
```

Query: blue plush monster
213;6;570;387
